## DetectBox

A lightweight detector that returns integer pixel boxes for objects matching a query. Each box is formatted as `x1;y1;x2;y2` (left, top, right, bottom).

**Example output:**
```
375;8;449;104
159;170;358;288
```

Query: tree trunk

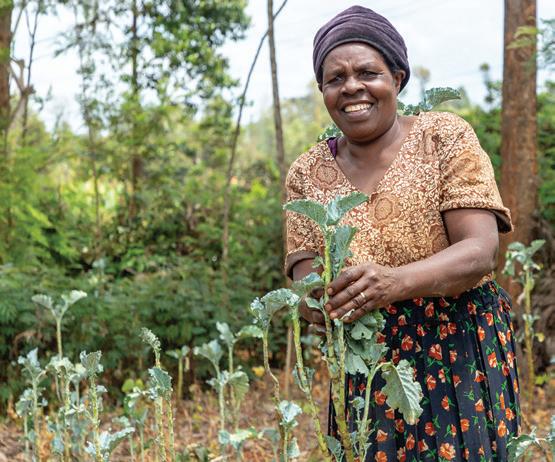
129;0;142;220
267;0;294;398
22;3;40;146
499;0;538;309
220;0;289;303
0;1;12;156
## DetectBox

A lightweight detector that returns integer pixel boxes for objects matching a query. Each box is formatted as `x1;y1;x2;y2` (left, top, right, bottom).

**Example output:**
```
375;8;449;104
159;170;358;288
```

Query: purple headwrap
313;5;410;90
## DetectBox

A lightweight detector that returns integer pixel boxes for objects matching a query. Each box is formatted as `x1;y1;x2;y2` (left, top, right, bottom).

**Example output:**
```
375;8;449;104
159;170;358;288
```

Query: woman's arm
324;208;499;322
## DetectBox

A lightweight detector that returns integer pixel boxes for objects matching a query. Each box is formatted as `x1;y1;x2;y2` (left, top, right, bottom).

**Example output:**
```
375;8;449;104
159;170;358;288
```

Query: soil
0;361;553;462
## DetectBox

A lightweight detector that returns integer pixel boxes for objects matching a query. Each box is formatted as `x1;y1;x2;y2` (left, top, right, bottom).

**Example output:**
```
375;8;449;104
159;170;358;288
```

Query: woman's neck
340;115;404;163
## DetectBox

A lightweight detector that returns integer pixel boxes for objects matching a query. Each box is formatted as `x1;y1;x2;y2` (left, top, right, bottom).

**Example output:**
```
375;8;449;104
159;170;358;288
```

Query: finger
327;266;364;296
330;296;375;321
341;302;376;323
325;278;368;312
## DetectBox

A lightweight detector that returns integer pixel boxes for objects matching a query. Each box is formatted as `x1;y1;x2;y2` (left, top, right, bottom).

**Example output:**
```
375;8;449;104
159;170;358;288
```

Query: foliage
507;415;555;462
250;192;422;461
503;240;546;401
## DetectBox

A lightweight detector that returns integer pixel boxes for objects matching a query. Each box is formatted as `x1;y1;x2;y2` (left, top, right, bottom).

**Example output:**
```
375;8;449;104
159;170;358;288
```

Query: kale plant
251;192;423;462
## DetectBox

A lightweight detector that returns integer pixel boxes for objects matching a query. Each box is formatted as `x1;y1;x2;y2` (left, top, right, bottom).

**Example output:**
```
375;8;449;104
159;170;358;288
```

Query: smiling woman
284;5;521;462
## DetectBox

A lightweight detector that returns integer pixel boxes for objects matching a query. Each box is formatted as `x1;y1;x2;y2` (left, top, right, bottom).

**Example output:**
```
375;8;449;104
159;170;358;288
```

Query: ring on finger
353;291;366;307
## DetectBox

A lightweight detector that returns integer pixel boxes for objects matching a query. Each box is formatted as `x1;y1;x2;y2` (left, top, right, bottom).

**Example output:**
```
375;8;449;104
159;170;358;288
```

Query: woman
284;6;520;462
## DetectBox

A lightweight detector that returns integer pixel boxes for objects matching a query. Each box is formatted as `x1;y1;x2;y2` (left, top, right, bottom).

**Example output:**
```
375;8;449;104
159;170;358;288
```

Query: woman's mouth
343;103;373;113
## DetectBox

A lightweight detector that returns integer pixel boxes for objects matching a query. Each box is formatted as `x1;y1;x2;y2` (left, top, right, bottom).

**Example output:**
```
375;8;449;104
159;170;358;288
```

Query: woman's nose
342;75;364;94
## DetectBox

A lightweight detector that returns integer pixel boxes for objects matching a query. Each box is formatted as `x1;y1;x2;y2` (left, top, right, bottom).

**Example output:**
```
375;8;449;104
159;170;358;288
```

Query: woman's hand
324;263;400;323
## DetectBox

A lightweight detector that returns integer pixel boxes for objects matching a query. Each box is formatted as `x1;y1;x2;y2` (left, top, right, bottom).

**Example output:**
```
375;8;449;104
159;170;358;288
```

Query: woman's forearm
394;236;497;301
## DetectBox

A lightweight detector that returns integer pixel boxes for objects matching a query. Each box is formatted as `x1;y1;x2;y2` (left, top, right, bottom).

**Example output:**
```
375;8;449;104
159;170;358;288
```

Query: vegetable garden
0;1;554;462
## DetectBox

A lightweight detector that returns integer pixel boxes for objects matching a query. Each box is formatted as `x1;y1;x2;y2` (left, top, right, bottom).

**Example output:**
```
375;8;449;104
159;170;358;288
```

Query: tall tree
267;0;293;397
64;0;249;234
499;0;538;305
0;0;12;155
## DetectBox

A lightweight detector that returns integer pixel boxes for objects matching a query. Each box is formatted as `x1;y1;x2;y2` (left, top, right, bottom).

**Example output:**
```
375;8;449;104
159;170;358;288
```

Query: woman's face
321;43;404;144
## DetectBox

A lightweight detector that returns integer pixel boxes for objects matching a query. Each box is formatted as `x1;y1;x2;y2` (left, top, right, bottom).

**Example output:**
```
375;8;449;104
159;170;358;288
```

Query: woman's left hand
324;263;401;323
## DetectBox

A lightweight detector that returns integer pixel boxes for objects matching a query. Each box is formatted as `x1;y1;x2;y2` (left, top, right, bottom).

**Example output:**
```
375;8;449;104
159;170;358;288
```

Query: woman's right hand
293;258;326;336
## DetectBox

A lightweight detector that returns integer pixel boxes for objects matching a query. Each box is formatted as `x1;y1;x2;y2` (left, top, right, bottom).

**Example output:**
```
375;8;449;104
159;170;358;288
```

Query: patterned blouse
284;111;512;281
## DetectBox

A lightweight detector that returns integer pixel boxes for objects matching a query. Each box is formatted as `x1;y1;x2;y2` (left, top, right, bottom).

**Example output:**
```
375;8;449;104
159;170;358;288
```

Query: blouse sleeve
438;115;513;233
284;160;324;279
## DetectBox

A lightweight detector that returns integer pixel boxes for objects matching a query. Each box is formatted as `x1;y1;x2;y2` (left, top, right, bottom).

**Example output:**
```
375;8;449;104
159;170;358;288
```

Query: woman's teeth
344;103;372;113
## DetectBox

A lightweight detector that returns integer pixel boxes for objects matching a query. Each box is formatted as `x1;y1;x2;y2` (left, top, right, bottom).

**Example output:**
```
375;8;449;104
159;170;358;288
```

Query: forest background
0;0;554;454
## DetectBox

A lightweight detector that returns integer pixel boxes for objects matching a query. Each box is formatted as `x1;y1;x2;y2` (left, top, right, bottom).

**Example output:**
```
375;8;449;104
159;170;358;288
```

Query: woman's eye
361;70;378;78
326;75;342;84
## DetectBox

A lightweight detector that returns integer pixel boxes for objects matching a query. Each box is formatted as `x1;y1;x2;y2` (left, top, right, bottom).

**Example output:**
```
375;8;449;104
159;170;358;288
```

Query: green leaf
547;415;555;460
291;272;324;297
278;400;302;430
287;437;301;458
251;289;300;329
15;389;34;417
31;294;53;311
330;225;358;277
381;360;423;425
140;328;161;355
422;87;461;109
305;297;322;310
236;325;263;340
148;367;172;395
284;199;327;230
226;370;249;403
216;322;235;348
326;193;368;226
79;351;103;377
317;123;342;142
351;396;365;412
218;428;257;450
62;290;87;307
350;321;375;340
507;429;542;462
325;435;344;462
344;349;369;375
528;239;545;256
193;340;223;371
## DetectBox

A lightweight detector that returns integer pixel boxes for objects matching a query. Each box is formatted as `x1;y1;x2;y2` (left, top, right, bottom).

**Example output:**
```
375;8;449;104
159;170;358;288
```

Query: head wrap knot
313;5;410;90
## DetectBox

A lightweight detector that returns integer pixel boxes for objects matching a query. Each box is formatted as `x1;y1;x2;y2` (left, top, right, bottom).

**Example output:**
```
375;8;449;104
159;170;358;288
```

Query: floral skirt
329;281;521;462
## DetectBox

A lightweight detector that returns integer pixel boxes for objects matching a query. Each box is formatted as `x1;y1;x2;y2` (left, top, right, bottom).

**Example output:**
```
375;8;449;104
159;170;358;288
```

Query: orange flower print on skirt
328;281;521;461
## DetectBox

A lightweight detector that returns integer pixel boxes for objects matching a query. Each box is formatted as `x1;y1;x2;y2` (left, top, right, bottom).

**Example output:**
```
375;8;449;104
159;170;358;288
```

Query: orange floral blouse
284;111;513;280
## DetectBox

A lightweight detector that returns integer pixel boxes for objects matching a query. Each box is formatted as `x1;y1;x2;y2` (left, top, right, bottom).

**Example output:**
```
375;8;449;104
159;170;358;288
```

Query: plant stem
524;270;535;401
177;359;183;401
357;363;385;459
262;331;285;458
282;430;289;462
165;396;176;462
56;318;63;359
323;232;354;462
23;416;30;461
90;376;102;462
154;397;167;462
291;312;331;460
228;344;238;430
139;427;145;462
63;377;71;462
32;383;41;462
129;433;135;462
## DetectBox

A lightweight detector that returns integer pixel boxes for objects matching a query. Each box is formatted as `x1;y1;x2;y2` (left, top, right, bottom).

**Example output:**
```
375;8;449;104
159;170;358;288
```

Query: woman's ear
318;82;323;92
394;70;406;94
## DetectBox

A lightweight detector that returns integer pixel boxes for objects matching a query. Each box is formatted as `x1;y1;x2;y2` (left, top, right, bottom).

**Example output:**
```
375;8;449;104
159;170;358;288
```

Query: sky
12;0;555;132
